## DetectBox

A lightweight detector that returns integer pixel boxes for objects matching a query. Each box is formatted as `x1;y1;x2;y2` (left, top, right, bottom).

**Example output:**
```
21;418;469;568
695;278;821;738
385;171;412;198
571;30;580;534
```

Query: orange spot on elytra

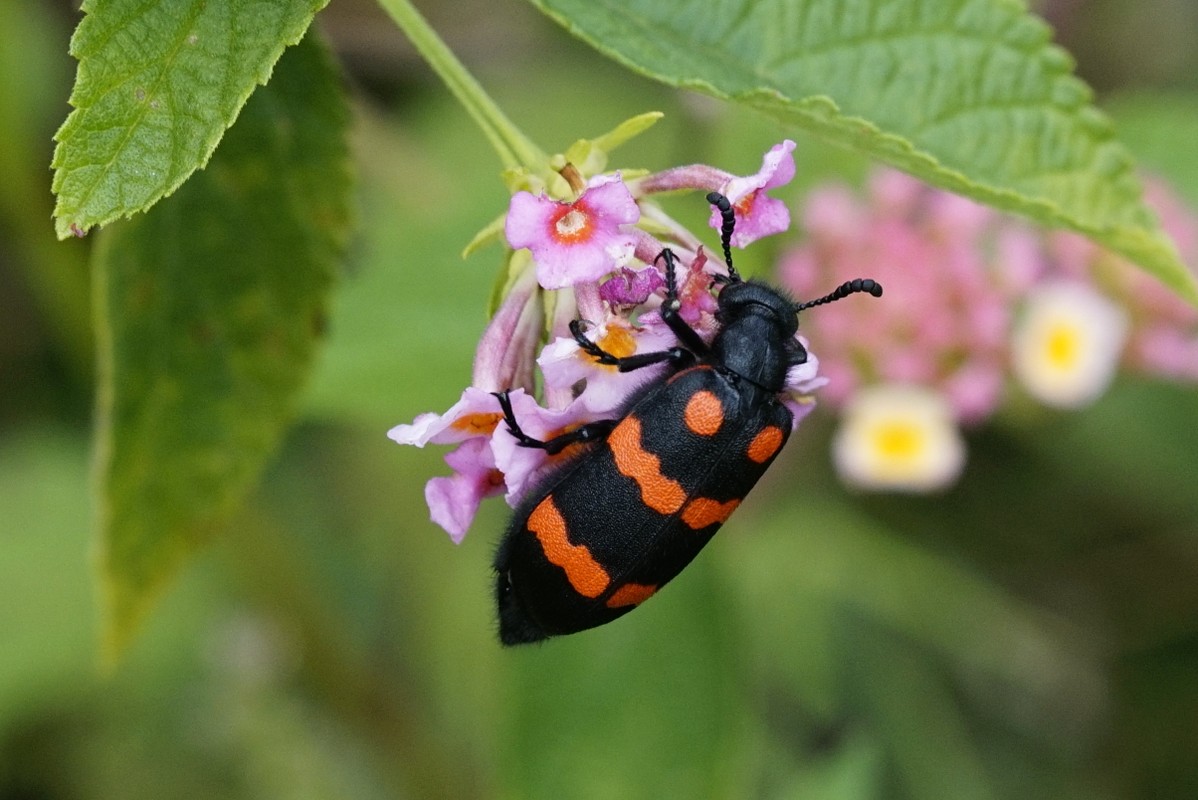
681;497;740;530
608;416;686;514
747;426;784;463
606;582;657;608
684;390;724;437
451;411;504;435
528;496;610;599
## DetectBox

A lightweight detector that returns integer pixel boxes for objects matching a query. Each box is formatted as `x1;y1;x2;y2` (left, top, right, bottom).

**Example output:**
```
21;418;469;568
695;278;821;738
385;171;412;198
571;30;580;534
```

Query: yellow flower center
1044;322;1081;371
873;421;923;460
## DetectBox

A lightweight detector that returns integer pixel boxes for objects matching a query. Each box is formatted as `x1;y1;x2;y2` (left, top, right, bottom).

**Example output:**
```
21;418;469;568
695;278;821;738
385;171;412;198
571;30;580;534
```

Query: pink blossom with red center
708;139;797;248
635;141;797;249
505;173;640;290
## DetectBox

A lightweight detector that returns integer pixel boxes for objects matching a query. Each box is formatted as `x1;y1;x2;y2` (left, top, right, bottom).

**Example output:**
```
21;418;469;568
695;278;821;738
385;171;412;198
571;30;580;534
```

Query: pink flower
393;148;847;539
785;341;828;396
708;140;797;247
538;319;677;411
635;141;797;249
386;386;506;448
1029;177;1198;382
599;266;665;307
425;438;505;544
637;248;719;331
489;391;603;505
505;174;640;290
388;386;513;540
781;340;829;427
471;264;542;394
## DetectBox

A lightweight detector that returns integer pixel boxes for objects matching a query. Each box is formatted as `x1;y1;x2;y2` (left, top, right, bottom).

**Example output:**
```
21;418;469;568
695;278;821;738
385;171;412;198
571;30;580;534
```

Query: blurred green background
3;1;1198;798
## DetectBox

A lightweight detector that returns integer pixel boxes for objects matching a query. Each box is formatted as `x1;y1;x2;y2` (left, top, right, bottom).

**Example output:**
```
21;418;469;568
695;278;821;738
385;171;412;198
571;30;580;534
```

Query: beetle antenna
794;278;883;312
705;192;741;284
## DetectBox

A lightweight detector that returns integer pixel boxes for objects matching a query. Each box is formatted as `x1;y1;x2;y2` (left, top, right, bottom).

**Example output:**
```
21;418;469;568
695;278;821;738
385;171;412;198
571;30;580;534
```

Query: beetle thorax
709;281;798;392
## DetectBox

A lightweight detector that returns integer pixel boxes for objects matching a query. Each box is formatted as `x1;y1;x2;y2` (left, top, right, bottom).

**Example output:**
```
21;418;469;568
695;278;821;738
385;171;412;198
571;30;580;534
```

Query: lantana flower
424;438;504;544
1011;281;1129;409
505;173;639;290
1039;180;1198;382
783;165;1198;492
709;139;797;247
635;139;798;249
488;389;607;505
390;135;831;541
781;169;1018;425
832;383;966;492
538;318;678;411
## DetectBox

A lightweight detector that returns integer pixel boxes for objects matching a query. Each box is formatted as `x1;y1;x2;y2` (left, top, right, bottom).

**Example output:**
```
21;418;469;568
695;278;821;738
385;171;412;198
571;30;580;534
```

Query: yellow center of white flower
873;421;923;460
1044;322;1081;371
1012;282;1128;409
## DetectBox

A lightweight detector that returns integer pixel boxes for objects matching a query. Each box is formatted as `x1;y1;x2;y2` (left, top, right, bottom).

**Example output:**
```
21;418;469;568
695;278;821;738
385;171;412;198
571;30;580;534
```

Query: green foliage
51;0;329;239
13;0;1198;796
522;0;1198;303
91;32;352;656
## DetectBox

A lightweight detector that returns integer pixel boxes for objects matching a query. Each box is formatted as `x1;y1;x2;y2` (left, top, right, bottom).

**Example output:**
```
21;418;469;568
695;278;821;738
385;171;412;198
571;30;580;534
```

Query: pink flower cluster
390;142;807;541
780;170;1031;424
780;167;1198;478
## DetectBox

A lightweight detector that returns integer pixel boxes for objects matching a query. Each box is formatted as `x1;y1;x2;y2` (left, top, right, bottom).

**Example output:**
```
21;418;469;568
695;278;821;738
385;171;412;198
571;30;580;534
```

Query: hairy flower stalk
390;134;811;539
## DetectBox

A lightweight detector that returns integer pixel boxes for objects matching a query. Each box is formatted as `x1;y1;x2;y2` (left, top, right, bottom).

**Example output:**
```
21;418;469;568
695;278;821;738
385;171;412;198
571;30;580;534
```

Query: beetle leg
568;248;707;373
493;391;616;455
656;249;710;356
570;319;694;372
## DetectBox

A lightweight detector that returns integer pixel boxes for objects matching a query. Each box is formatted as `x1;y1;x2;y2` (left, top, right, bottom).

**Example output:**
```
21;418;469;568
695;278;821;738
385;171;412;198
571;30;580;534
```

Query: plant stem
376;0;546;171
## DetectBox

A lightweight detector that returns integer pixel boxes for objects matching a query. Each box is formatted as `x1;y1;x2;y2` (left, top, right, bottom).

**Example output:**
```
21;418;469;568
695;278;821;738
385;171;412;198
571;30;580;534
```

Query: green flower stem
376;0;546;170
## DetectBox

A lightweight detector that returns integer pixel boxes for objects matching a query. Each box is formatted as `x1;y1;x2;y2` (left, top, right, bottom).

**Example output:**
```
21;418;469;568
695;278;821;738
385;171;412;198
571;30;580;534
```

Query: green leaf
52;0;329;240
523;0;1198;304
92;32;352;658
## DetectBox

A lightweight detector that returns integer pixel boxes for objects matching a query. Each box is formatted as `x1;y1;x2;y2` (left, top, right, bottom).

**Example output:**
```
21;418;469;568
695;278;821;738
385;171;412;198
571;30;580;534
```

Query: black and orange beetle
492;192;882;645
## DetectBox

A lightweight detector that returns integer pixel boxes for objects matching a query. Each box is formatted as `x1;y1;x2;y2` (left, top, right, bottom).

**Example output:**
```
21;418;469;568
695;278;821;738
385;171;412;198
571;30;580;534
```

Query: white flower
1012;281;1128;409
833;384;966;492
